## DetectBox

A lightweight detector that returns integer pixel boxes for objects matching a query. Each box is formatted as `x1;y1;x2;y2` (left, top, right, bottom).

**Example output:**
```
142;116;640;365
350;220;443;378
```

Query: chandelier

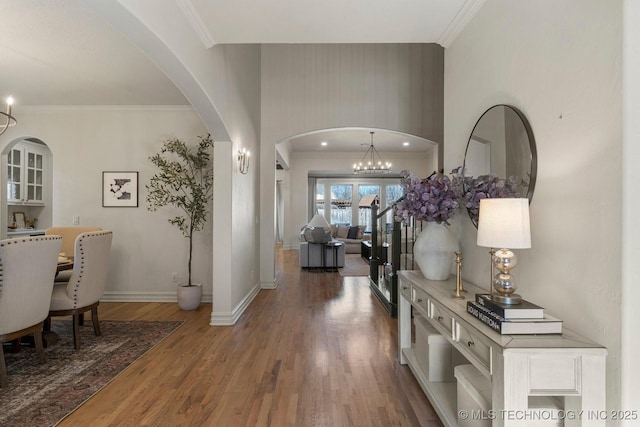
0;96;16;137
353;131;391;174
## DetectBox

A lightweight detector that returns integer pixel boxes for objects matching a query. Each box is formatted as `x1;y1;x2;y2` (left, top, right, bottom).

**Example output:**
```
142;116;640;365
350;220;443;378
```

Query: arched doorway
1;137;54;239
273;126;437;274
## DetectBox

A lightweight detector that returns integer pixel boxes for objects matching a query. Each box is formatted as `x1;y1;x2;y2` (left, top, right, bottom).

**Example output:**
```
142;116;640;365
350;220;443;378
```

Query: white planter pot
177;283;202;310
413;222;459;281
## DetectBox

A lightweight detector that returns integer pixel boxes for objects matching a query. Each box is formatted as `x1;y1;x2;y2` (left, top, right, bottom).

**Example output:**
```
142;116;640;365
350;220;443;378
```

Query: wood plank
59;246;442;426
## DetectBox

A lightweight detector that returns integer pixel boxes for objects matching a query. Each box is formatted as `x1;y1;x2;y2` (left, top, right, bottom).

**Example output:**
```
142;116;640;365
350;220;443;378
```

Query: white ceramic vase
177;283;202;310
413;222;459;281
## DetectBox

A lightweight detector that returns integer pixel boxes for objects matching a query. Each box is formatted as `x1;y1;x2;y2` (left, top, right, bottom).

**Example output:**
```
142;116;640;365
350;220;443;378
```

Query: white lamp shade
308;214;331;229
477;198;531;249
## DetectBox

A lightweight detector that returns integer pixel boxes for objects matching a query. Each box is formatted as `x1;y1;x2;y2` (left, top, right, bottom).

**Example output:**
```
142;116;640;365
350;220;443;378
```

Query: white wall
89;0;264;323
444;0;622;417
0;106;211;300
285;150;436;249
209;44;263;314
622;0;640;418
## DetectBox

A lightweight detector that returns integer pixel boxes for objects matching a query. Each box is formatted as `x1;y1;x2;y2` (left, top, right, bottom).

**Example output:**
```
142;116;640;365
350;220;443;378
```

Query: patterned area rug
0;320;184;427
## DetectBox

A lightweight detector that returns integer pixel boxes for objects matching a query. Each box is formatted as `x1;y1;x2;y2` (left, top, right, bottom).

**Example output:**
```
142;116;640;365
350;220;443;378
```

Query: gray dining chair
0;235;62;387
47;230;113;350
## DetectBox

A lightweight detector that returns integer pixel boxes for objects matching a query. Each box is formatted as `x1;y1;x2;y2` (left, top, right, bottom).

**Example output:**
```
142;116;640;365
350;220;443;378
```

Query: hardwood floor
60;247;442;426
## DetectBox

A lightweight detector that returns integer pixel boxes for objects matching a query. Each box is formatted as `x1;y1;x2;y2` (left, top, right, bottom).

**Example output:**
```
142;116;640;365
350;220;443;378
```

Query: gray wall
261;43;444;146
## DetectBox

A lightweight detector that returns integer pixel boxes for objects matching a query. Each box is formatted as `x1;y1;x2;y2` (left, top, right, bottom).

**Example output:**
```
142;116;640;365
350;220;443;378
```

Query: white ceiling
283;128;435;153
0;0;188;106
0;0;482;150
185;0;477;46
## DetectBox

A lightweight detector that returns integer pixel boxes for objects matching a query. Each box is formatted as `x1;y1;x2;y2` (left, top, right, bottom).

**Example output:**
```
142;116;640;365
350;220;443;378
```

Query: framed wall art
102;171;139;207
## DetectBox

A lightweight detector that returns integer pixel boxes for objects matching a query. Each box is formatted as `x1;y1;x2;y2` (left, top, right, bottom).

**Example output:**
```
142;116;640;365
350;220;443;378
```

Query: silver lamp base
492;293;522;305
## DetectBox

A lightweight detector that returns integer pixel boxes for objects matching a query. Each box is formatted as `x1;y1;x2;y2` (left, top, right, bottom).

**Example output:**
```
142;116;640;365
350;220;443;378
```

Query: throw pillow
347;226;359;239
336;225;349;239
303;227;331;243
357;225;366;240
330;224;338;237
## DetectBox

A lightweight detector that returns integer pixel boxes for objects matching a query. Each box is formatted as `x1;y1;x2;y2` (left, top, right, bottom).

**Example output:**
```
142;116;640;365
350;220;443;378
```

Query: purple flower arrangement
394;170;460;224
452;167;527;223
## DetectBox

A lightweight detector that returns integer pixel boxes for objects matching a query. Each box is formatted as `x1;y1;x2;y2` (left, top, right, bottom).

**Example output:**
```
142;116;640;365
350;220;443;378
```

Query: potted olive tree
146;134;214;310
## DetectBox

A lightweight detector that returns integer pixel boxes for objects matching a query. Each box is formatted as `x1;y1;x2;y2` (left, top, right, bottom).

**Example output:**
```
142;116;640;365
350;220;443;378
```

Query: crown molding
437;0;486;48
176;0;216;49
17;105;195;112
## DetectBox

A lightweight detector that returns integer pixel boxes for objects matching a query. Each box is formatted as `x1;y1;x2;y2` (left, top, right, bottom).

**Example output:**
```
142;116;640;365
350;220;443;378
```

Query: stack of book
466;294;562;335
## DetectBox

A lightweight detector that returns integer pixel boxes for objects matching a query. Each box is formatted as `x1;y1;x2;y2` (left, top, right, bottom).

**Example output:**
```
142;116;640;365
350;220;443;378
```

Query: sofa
329;224;370;253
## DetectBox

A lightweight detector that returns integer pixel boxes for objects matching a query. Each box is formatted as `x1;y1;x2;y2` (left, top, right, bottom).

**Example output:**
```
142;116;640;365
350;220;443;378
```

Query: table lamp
476;198;531;304
308;214;331;230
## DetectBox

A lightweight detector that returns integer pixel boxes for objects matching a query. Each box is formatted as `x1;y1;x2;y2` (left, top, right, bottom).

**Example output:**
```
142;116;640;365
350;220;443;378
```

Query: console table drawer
429;300;454;338
400;282;412;302
456;322;493;375
413;287;430;314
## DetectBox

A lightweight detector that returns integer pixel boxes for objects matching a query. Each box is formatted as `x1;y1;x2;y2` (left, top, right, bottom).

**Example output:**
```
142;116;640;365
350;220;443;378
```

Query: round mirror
462;104;537;227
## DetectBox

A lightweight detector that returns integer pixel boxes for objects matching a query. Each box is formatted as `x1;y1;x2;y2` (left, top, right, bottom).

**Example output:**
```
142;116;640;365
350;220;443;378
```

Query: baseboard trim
102;285;260;326
102;290;212;303
261;280;277;289
209;283;261;326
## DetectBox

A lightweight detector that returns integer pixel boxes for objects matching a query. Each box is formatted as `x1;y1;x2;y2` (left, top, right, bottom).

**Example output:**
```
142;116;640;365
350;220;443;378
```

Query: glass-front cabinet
7;141;47;206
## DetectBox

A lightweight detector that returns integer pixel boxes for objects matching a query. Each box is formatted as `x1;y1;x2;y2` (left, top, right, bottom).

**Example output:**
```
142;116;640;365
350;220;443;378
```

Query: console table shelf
398;270;607;427
403;346;458;426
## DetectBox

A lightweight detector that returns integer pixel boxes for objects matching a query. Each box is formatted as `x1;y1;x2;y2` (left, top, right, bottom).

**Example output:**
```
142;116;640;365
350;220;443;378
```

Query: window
311;177;402;229
385;184;403;225
358;185;380;232
316;184;325;218
330;185;352;225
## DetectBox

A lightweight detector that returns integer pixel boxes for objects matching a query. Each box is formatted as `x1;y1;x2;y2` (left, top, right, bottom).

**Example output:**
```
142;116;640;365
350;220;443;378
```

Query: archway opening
1;136;54;239
273;126;437;275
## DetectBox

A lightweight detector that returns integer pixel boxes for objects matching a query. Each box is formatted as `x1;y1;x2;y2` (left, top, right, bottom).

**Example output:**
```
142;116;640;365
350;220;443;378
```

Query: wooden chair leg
91;306;101;337
34;328;45;364
0;345;7;388
72;314;81;350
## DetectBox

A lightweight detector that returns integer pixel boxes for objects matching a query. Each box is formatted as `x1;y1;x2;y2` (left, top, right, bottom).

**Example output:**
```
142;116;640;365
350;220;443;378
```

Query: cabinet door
25;149;44;204
7;142;47;206
7;148;22;203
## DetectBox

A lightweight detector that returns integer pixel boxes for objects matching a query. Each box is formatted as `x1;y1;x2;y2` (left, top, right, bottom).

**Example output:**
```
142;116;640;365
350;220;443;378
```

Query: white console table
398;270;607;427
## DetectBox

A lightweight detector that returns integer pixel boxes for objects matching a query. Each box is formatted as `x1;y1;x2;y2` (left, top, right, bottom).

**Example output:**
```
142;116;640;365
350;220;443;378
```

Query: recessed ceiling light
403;141;410;147
321;141;328;146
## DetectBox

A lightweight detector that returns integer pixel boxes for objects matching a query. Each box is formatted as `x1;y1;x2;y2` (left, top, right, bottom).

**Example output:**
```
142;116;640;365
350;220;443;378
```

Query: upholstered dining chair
47;230;112;350
0;235;62;387
45;226;102;282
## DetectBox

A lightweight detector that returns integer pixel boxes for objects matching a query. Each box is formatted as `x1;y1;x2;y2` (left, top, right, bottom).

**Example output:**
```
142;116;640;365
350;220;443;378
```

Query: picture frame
13;212;26;229
102;171;139;207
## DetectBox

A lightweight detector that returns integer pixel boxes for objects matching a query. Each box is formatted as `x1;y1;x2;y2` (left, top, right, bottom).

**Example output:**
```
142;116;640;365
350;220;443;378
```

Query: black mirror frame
462;104;538;227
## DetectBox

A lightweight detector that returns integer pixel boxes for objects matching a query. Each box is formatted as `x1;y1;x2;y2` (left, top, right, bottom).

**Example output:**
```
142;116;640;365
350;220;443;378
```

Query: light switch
72;215;80;225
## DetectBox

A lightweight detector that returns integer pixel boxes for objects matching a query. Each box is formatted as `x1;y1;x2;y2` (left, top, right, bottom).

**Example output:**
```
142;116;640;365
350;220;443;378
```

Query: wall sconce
237;148;250;174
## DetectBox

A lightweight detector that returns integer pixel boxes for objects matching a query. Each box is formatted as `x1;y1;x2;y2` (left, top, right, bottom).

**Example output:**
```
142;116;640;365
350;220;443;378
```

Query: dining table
56;256;74;273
